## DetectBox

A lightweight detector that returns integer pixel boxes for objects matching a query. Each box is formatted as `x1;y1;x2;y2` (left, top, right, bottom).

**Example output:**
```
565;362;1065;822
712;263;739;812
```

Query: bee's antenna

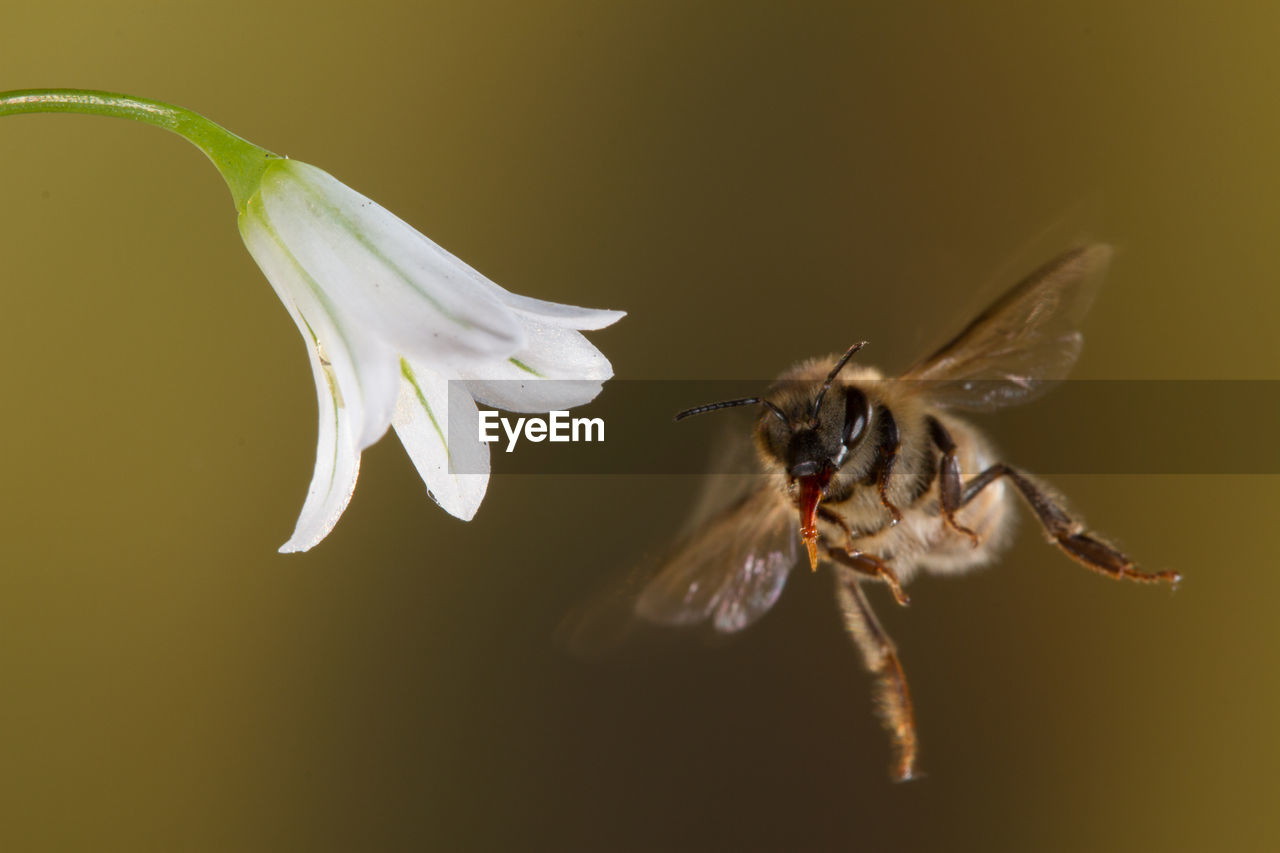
810;341;868;425
674;397;788;424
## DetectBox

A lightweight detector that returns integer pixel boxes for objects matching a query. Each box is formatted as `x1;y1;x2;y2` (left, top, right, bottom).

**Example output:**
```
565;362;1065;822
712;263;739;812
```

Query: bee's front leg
927;416;981;546
816;508;908;606
827;547;910;607
834;568;919;782
869;405;904;525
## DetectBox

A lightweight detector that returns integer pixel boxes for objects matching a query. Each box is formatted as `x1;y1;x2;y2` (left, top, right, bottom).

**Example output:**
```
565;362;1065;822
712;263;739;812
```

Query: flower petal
390;217;624;331
258;160;526;364
460;320;615;412
241;197;405;551
240;196;400;451
275;337;363;553
486;290;626;331
393;358;489;521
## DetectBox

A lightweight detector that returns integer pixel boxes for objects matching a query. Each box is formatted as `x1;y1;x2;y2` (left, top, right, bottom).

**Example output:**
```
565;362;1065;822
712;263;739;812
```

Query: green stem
0;88;278;214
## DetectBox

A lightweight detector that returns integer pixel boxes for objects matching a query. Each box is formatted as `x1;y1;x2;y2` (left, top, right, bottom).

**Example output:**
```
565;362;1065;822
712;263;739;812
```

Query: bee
612;244;1180;782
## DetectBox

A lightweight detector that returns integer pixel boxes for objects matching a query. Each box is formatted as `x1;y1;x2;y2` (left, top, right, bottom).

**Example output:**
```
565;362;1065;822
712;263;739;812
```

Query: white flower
237;159;624;552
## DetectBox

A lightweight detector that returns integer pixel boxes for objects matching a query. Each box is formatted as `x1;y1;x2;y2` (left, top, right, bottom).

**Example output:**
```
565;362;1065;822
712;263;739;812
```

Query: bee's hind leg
953;459;1181;587
834;568;919;782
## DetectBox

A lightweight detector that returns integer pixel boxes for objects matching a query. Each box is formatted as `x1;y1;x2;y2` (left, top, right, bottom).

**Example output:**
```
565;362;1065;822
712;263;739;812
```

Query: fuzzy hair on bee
563;244;1180;782
752;356;1015;585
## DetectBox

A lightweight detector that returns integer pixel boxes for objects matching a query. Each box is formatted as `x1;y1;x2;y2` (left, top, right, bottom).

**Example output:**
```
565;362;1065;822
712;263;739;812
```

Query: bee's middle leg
834;568;919;782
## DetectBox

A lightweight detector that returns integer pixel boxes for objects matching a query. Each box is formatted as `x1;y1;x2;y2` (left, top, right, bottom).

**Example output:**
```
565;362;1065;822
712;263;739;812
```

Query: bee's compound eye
842;387;871;448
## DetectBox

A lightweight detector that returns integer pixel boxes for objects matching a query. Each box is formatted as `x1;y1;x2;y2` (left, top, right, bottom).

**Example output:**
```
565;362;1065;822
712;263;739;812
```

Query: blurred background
1;2;1276;850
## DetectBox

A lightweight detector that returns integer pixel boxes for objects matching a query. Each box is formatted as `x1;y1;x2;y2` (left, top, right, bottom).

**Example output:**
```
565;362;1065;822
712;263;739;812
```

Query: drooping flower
241;160;623;551
0;89;624;552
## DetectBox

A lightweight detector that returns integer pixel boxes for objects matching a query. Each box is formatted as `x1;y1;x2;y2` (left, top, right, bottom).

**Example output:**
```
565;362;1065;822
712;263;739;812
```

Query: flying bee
614;244;1180;782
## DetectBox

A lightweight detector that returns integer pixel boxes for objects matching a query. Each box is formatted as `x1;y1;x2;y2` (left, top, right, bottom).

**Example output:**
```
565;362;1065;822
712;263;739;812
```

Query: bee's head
757;382;873;478
674;342;873;569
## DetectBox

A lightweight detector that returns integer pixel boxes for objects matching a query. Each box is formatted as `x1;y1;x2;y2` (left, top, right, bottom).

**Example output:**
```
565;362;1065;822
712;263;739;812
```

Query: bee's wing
635;485;799;634
556;424;796;658
555;485;797;657
902;244;1111;410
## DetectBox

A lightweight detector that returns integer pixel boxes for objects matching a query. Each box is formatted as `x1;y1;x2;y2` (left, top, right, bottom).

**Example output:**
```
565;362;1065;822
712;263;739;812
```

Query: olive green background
1;2;1276;850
